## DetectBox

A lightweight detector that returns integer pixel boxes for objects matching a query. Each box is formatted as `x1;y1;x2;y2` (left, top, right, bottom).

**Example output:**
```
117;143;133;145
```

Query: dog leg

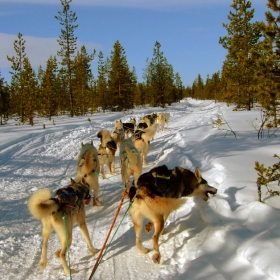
130;210;149;254
77;216;98;255
151;216;164;264
100;164;106;179
55;222;77;275
39;220;52;270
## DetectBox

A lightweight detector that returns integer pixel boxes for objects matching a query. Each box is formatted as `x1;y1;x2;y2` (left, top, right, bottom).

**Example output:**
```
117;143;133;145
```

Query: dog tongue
85;198;91;205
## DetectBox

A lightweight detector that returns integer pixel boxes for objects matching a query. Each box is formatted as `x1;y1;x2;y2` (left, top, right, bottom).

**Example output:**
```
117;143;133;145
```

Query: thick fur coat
27;179;98;275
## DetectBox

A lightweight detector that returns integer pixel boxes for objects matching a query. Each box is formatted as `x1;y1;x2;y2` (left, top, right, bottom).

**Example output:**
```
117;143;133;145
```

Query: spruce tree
256;0;280;127
7;33;27;121
108;40;134;111
41;56;59;119
55;0;78;117
0;73;10;125
72;46;95;115
97;51;108;112
219;0;262;110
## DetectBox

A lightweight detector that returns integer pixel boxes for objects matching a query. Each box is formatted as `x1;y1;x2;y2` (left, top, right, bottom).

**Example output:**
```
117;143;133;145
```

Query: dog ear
70;178;76;185
90;140;93;145
81;142;84;147
194;167;202;181
79;158;85;167
97;131;102;139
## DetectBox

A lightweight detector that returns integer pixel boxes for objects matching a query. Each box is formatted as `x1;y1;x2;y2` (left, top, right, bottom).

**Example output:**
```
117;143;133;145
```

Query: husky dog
76;141;102;206
97;129;117;179
133;123;158;165
129;186;186;264
119;138;142;193
123;118;136;138
157;112;170;132
27;179;98;275
111;120;125;149
137;165;217;233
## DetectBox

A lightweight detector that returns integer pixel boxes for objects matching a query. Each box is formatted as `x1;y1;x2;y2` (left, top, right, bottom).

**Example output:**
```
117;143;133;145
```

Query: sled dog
119;138;142;192
76;141;102;206
27;178;98;275
123;118;136;138
129;186;186;264
97;129;117;179
111;120;125;149
157;112;170;132
133;123;158;165
137;164;217;233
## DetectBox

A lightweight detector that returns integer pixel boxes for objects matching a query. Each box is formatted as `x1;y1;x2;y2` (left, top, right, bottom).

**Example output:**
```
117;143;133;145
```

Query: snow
0;98;279;280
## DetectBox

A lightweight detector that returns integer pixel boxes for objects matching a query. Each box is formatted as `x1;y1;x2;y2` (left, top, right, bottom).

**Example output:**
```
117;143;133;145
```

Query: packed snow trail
0;99;279;280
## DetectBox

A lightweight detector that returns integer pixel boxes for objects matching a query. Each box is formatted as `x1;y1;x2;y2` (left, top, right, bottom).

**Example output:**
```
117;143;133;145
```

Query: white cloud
0;33;101;69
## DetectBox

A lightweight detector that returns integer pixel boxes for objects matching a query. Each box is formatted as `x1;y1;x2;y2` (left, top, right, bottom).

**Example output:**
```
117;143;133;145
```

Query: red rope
88;198;124;279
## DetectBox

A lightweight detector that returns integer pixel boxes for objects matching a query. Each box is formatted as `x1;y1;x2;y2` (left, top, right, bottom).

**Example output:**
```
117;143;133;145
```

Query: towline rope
88;198;125;280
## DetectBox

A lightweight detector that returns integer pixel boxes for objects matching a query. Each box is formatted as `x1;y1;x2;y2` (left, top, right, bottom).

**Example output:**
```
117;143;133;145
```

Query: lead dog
119;138;142;193
123;117;136;138
97;129;117;179
76;141;102;206
27;178;98;275
157;112;170;132
129;164;217;264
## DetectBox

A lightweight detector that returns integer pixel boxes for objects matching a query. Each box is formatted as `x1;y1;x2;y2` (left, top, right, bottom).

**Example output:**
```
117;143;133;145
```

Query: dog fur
129;186;186;264
111;120;125;149
133;123;158;165
76;141;102;206
157;112;170;132
27;179;98;275
119;138;142;192
123;118;136;138
97;129;117;179
137;165;217;233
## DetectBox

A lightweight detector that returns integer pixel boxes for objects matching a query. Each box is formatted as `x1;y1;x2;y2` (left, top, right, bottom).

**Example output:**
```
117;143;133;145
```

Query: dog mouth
206;188;217;197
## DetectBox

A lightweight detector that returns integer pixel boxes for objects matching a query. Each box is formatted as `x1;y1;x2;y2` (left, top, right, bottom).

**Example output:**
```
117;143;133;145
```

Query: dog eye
84;174;87;178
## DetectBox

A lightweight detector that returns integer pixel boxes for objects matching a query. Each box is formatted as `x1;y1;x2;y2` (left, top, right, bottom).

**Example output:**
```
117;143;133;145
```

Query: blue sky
0;0;267;86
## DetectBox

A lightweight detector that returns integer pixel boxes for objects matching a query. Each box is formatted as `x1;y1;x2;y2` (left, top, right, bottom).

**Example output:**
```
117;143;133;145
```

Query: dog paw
65;268;78;275
93;198;103;206
152;252;161;264
145;222;153;234
39;260;47;269
90;247;99;255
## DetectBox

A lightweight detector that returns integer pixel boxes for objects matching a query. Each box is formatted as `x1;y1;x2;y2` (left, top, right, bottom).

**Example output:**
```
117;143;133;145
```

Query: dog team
28;111;217;275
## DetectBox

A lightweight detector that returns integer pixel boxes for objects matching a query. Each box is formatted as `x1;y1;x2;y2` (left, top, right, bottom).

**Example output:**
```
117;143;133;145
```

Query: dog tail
28;189;59;220
137;187;186;216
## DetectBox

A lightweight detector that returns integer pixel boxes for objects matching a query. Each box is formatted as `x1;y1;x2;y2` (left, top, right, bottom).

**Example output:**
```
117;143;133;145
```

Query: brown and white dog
76;141;102;206
111;120;125;149
157;112;170;132
119;138;142;193
27;178;98;275
129;164;217;264
97;129;117;179
133;123;158;165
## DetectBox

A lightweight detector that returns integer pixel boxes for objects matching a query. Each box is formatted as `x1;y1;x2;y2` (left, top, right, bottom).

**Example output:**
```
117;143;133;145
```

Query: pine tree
97;51;108;112
108;40;134;111
219;0;262;110
7;33;27;121
19;57;38;125
55;0;78;117
256;0;280;127
0;73;10;125
145;41;174;107
41;56;59;119
72;46;95;115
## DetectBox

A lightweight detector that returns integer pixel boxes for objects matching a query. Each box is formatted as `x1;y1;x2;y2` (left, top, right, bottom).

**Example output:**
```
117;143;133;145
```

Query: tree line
0;0;280;127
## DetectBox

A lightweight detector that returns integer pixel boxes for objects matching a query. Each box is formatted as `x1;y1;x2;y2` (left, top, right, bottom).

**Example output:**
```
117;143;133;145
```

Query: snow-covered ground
0;98;279;280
